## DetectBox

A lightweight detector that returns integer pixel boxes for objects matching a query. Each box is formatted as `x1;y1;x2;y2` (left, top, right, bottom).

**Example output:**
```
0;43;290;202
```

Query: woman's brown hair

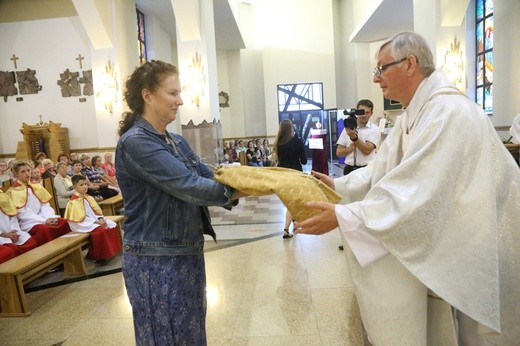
273;119;295;153
118;60;179;136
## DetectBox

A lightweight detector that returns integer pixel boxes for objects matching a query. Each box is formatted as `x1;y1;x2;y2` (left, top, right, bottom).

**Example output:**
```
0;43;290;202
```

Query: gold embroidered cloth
0;190;17;216
7;182;52;208
214;166;341;222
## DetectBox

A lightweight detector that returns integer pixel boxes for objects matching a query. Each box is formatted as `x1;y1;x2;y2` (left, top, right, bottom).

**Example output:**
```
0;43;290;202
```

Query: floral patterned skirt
122;253;207;346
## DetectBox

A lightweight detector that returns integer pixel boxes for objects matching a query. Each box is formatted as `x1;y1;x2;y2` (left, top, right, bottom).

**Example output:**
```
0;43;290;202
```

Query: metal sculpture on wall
16;69;42;95
0;71;18;101
57;69;81;97
219;91;229;108
79;69;93;96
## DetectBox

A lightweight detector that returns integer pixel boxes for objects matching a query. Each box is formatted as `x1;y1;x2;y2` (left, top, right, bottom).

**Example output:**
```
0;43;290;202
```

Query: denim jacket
115;118;234;256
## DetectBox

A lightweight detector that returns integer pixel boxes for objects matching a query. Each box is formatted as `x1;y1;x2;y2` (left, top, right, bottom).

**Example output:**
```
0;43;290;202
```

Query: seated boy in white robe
0;190;38;263
7;161;71;246
64;175;121;262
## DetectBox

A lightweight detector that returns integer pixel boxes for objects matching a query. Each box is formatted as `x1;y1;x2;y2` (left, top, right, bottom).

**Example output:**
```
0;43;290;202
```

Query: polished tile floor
1;163;367;345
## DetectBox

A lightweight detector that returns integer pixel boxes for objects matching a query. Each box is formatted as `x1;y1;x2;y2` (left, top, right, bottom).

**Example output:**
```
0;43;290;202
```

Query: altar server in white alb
295;31;520;345
0;190;38;264
7;161;71;246
64;175;121;261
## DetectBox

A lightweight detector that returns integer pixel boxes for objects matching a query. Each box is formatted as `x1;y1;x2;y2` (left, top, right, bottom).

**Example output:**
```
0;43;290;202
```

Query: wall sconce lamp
182;52;205;107
95;60;118;115
442;36;465;91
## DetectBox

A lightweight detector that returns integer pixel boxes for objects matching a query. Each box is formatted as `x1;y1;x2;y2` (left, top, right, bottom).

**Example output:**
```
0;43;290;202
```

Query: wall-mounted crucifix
10;54;19;69
76;54;84;69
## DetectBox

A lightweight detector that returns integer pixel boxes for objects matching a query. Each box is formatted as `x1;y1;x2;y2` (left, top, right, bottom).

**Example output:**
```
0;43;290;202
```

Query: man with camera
336;99;381;175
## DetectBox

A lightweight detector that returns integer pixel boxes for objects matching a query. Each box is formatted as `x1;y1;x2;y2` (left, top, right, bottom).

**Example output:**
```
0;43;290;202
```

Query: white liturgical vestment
334;71;520;345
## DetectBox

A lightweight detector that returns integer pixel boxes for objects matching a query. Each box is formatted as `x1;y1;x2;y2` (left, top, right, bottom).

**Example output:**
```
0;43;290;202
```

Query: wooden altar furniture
16;121;70;163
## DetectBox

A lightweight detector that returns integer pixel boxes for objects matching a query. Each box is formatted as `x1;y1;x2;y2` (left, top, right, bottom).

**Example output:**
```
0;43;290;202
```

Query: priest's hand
294;201;339;235
311;170;334;190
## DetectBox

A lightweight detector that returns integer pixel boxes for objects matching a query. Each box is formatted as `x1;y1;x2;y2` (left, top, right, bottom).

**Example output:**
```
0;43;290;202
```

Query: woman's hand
311;170;334;190
231;190;249;200
294;201;339;235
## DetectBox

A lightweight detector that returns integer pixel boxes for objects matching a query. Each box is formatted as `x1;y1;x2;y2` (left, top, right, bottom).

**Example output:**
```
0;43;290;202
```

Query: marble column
173;0;222;166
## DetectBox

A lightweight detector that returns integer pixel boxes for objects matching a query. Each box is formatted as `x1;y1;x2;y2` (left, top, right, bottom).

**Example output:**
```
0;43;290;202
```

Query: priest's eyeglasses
372;57;407;77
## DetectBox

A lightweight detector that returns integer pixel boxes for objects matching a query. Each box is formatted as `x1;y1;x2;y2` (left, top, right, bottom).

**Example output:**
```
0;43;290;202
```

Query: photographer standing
336;99;381;175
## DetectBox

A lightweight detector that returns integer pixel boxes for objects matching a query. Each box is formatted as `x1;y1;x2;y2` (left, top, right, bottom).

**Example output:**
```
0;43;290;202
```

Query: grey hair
379;32;436;77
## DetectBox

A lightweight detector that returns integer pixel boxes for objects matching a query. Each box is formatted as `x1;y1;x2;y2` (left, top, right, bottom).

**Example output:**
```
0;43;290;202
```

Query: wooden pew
42;176;59;214
239;151;247;166
1;179;12;193
0;232;90;317
97;194;124;216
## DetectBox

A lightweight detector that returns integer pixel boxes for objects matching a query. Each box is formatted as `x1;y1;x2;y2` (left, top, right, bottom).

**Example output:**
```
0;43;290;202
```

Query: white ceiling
134;0;245;50
349;0;414;43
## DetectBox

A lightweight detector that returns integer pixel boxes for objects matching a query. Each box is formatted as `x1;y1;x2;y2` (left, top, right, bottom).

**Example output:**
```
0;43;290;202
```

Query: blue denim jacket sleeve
119;128;234;207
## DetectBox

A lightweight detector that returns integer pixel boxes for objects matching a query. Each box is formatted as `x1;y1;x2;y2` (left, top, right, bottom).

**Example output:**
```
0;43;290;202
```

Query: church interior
0;0;519;344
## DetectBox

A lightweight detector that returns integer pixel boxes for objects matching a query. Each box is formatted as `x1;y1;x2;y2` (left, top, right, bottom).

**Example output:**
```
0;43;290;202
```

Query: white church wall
226;49;246;139
245;0;337;137
0;17;98;156
216;49;232;137
143;14;173;64
492;0;520;126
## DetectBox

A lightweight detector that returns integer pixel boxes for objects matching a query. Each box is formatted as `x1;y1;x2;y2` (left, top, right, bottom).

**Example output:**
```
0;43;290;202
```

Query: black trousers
343;164;366;175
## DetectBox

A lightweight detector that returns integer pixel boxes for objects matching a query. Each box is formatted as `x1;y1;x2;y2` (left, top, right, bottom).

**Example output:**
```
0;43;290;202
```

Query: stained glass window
137;9;147;65
476;0;493;114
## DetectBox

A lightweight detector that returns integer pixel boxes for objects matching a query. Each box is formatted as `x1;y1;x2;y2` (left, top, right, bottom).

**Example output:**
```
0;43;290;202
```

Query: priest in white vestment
295;32;520;345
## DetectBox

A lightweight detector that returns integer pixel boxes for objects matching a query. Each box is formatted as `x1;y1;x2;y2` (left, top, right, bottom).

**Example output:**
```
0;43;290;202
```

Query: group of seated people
221;138;273;167
0;156;121;265
1;151;119;215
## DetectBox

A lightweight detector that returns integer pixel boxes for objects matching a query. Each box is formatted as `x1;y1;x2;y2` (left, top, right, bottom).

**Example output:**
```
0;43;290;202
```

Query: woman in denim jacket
115;60;240;345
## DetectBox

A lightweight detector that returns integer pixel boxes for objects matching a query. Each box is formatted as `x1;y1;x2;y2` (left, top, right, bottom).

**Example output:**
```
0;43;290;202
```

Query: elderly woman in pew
53;162;75;216
41;159;58;180
0;190;38;264
0;160;13;184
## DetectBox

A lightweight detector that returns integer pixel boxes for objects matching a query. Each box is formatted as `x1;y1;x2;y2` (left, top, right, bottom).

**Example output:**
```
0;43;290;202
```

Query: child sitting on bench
0;190;38;264
64;175;121;262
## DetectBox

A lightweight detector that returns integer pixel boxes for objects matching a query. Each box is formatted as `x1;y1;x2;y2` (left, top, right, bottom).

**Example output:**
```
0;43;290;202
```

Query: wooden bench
1;179;12;192
0;232;90;317
97;194;124;216
42;176;59;213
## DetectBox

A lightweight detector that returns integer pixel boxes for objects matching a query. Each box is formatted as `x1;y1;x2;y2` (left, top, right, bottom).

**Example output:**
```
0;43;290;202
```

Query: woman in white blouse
53;162;74;216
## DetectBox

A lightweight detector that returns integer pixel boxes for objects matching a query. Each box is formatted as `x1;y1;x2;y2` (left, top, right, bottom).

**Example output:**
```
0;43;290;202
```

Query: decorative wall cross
76;54;84;69
10;54;19;69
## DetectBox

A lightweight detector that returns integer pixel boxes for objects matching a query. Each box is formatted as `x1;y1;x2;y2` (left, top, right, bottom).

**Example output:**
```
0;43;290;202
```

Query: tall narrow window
137;9;147;65
476;0;493;114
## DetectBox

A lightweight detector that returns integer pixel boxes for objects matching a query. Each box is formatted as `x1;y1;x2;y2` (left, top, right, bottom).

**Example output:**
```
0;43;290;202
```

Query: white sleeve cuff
335;204;388;267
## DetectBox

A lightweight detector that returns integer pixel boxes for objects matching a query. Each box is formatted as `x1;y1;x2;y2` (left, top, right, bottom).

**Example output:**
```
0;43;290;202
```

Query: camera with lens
343;108;365;129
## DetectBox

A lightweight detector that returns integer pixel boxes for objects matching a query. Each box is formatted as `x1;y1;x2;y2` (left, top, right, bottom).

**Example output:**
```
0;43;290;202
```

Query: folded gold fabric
214;166;341;222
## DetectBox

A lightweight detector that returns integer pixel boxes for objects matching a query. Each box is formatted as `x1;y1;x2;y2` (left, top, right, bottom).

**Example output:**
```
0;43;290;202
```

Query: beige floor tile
221;334;322;345
311;287;365;345
92;289;133;319
63;318;136;345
